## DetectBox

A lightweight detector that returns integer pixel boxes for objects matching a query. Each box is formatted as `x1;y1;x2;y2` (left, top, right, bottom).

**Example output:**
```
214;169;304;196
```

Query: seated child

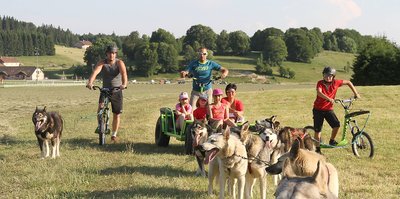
209;88;236;129
193;94;210;122
175;92;194;130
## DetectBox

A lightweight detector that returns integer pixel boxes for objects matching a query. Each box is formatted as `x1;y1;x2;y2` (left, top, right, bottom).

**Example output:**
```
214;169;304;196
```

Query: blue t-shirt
186;60;221;92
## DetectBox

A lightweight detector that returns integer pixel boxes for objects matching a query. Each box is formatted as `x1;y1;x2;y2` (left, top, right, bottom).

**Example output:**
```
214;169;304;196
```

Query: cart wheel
184;124;193;155
352;131;374;158
155;117;170;147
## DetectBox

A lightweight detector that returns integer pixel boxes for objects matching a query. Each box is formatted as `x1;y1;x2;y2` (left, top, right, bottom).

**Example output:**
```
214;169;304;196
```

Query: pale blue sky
1;0;399;44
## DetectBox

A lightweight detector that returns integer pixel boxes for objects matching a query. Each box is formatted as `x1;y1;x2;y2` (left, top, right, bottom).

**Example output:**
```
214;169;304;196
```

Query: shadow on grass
132;142;186;155
64;137;130;152
61;186;205;198
0;134;32;146
64;138;187;155
99;164;194;177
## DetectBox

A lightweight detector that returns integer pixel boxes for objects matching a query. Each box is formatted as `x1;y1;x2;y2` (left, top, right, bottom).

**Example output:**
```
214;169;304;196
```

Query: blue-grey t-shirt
186;60;221;92
102;58;121;89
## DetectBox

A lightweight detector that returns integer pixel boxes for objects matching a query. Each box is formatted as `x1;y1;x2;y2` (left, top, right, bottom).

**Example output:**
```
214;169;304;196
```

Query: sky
1;0;399;44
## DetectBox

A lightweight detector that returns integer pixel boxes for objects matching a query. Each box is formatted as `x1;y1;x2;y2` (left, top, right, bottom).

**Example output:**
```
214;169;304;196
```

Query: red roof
0;57;19;63
0;66;37;76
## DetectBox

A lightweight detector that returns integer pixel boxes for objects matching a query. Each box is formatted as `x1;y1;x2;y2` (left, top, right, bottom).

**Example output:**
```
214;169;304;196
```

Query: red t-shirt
221;97;244;118
193;107;208;120
313;79;343;111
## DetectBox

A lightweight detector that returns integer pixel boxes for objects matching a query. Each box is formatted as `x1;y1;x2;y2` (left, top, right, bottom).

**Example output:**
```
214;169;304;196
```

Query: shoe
329;139;338;146
111;136;117;141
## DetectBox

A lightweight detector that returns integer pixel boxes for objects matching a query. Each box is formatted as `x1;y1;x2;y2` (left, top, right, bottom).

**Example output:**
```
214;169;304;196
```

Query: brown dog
275;161;338;199
32;106;63;159
270;139;339;197
278;126;316;153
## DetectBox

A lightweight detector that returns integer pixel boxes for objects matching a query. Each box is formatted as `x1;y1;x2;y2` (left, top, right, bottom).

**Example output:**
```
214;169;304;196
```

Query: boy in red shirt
313;66;361;153
221;83;244;123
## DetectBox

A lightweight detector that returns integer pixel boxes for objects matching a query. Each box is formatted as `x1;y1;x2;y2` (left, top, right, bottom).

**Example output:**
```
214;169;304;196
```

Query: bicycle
306;97;374;158
92;86;121;145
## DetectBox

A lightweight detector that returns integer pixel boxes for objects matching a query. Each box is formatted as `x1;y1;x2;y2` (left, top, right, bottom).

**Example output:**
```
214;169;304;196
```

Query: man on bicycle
180;47;229;108
313;66;360;153
86;44;128;141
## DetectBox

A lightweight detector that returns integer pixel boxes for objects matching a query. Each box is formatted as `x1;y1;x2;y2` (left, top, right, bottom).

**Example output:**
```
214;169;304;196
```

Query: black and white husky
32;106;63;159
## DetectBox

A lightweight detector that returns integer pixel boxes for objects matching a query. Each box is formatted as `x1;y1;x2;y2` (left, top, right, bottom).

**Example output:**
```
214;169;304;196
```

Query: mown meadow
0;83;399;198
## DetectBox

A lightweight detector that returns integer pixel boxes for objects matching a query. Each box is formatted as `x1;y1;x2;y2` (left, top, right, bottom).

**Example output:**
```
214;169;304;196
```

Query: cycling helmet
106;44;118;53
322;66;336;76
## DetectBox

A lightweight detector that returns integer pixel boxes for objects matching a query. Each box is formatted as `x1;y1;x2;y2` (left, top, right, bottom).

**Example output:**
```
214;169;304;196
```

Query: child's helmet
322;66;336;76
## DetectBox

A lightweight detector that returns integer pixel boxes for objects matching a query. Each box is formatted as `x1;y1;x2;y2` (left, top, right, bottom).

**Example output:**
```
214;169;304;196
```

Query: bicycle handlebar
334;97;356;109
92;86;126;92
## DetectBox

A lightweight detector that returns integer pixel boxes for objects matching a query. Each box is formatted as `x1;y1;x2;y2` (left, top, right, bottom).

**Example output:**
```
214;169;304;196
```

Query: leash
233;154;271;166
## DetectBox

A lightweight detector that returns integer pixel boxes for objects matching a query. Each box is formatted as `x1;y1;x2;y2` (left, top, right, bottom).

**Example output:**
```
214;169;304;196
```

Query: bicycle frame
92;86;120;145
321;98;370;148
339;99;371;145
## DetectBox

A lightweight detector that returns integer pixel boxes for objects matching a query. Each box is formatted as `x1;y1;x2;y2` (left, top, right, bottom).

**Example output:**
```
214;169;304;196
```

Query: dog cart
155;107;194;154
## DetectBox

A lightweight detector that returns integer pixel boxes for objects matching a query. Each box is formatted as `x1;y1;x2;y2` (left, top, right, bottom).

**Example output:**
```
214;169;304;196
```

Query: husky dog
249;116;284;186
191;119;214;177
202;125;248;199
267;140;339;197
239;122;277;199
32;106;63;159
275;161;338;199
278;126;316;153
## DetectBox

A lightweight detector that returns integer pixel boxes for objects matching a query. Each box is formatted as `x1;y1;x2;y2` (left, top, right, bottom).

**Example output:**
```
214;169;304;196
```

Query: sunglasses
199;52;208;56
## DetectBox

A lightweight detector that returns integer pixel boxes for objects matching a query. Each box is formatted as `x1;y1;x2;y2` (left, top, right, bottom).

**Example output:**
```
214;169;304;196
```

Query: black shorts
312;108;340;132
99;91;123;114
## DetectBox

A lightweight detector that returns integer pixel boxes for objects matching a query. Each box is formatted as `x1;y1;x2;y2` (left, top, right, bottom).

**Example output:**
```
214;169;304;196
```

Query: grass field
0;83;399;198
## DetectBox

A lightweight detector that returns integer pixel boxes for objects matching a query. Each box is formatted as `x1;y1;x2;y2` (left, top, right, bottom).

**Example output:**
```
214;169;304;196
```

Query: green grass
0;84;399;198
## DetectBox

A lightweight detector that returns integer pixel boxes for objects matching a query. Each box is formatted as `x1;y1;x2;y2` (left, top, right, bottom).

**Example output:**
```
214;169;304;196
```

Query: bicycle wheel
99;111;107;145
351;131;374;158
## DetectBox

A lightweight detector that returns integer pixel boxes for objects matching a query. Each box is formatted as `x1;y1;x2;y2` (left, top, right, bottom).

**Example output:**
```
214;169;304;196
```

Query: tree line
1;15;399;85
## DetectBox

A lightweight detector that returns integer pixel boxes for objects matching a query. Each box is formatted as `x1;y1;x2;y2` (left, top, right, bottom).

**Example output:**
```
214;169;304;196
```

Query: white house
74;40;93;49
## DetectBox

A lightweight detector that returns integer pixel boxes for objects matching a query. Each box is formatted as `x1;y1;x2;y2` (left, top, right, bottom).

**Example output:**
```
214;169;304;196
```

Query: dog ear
290;139;300;157
35;106;39;112
223;127;230;140
241;121;250;132
273;121;280;129
312;161;329;195
43;106;47;112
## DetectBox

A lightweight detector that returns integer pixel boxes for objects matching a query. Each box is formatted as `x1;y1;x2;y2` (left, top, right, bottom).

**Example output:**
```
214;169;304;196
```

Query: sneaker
329;139;338;146
111;136;117;141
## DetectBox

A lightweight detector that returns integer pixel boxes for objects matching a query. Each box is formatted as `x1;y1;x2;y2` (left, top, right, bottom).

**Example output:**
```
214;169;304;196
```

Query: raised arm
220;66;229;79
342;80;361;99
